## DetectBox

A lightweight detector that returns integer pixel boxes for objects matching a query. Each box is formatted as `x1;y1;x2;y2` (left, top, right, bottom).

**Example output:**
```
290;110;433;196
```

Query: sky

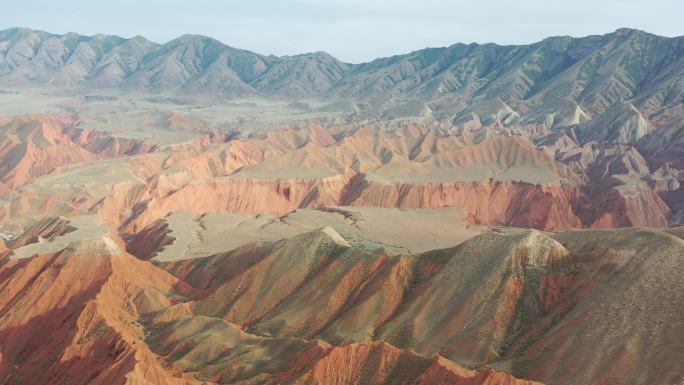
1;0;682;63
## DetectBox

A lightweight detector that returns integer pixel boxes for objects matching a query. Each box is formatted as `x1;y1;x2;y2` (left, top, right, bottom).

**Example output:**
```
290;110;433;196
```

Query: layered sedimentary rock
158;227;684;385
0;114;680;236
0;114;155;192
3;224;680;385
0;230;548;385
1;26;683;385
0;237;194;385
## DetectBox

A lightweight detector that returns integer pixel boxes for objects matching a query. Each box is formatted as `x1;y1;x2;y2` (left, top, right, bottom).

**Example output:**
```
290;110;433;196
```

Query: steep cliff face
0;116;679;236
101;123;684;232
350;180;584;230
586;183;670;228
119;172;672;237
124;219;175;260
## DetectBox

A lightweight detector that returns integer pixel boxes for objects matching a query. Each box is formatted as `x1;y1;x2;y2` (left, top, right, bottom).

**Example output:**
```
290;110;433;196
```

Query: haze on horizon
2;0;682;63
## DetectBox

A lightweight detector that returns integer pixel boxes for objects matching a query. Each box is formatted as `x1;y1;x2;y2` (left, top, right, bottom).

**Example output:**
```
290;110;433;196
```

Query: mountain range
1;27;682;112
0;26;683;385
2;27;683;150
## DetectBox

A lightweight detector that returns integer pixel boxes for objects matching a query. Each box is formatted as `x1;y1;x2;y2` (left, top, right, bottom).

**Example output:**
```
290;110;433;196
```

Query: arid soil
1;26;684;383
1;222;682;385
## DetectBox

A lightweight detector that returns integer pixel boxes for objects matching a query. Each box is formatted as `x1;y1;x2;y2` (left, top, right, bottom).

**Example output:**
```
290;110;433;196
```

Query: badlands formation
0;27;683;385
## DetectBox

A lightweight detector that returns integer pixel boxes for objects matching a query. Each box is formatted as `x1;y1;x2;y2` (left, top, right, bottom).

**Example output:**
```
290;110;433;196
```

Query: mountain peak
169;33;225;47
613;27;642;35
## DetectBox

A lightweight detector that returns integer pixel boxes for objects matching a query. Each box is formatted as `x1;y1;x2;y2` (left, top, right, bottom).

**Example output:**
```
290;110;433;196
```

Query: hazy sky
2;0;682;63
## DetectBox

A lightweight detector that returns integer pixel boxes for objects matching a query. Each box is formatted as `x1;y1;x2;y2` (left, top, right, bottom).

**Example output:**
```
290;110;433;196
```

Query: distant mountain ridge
0;27;351;98
1;27;683;133
1;28;681;96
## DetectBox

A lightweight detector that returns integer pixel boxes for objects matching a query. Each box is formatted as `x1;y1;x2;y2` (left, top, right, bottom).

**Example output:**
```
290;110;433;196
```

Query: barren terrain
0;27;683;385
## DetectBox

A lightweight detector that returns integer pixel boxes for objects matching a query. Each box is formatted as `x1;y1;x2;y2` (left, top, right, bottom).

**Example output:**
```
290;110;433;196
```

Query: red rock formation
0;118;678;234
587;184;670;228
158;227;684;385
0;238;195;385
272;341;542;385
119;175;591;235
124;219;175;260
3;216;75;250
0;233;544;385
2;222;683;384
0;114;155;192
